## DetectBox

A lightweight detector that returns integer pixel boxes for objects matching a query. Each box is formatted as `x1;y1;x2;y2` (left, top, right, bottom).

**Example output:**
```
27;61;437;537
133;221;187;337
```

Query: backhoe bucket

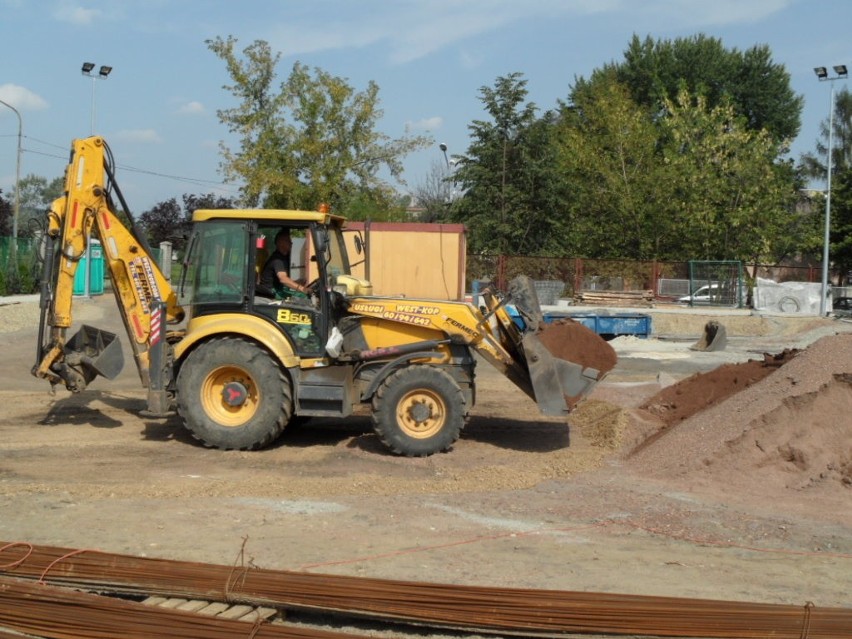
63;324;124;385
690;321;727;352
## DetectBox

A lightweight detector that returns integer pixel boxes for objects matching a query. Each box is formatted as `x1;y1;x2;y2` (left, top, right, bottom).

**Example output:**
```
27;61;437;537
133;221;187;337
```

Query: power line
1;134;241;195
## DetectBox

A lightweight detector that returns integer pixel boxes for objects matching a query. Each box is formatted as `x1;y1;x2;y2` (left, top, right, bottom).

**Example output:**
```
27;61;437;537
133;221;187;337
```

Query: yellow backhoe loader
32;136;616;456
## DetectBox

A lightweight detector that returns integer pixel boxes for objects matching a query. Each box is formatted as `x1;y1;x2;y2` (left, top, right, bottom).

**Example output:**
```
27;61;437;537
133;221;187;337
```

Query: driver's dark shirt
258;250;291;297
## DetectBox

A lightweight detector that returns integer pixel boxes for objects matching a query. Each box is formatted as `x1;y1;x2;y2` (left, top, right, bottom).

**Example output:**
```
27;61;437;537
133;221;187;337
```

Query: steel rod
1;541;850;638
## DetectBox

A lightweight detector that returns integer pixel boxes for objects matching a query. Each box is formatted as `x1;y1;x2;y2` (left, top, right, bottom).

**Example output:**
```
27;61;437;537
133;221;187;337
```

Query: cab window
186;221;248;305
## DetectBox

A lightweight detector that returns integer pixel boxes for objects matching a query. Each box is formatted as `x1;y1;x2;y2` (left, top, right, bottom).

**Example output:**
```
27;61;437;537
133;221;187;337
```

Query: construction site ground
1;294;850;625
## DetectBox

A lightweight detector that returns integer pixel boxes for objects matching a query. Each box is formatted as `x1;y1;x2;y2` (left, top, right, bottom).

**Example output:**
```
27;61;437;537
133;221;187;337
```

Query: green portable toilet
73;240;105;296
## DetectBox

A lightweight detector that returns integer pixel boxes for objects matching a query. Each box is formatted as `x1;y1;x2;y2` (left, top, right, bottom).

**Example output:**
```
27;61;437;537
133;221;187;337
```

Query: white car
679;284;744;305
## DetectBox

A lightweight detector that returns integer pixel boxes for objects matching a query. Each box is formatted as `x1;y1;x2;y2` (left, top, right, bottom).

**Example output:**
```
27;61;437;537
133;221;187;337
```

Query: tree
411;160;454;222
828;167;852;281
577;34;803;146
659;89;800;264
554;72;670;260
139;192;236;253
139;198;182;249
207;36;430;216
451;73;569;256
0;189;11;237
12;175;64;237
800;87;852;180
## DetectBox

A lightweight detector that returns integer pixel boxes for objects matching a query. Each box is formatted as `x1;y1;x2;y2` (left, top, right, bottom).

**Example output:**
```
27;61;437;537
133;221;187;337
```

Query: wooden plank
216;604;254;620
141;596;167;606
176;600;210;612
195;602;230;616
240;607;279;623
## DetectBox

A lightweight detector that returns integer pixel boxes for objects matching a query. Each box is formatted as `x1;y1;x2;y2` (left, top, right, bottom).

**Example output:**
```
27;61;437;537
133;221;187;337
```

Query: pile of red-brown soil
626;334;852;499
639;349;799;428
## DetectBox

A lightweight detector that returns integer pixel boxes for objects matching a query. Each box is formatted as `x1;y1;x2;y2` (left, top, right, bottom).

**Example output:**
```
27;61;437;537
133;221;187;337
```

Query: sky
0;0;850;216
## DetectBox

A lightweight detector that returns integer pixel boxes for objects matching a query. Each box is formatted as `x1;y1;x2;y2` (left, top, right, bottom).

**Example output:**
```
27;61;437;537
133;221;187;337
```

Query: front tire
372;365;465;457
176;337;291;450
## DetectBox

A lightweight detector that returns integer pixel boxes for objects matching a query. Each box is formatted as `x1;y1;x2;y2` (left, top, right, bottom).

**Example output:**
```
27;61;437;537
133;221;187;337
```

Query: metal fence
0;236;40;295
0;234;838;306
465;254;827;305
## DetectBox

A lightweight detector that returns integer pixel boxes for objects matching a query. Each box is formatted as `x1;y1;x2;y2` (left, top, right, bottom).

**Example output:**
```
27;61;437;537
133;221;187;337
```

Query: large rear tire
371;365;465;457
176;337;291;450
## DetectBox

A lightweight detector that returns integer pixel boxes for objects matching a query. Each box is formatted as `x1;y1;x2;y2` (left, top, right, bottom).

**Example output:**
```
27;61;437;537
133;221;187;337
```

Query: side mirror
354;235;364;255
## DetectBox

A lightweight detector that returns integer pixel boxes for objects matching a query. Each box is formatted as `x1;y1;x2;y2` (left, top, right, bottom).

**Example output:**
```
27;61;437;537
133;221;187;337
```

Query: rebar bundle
0;577;346;639
2;541;850;638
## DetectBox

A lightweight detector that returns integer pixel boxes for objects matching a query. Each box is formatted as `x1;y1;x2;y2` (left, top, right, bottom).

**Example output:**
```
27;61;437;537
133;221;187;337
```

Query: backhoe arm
33;136;184;392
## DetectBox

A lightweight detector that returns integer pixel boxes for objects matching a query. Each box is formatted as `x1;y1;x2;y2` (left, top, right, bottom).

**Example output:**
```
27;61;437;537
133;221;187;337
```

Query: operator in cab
258;229;310;299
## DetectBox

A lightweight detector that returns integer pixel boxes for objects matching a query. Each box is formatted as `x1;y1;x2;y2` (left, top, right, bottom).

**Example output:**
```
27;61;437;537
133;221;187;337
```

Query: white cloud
52;1;102;25
262;0;792;66
263;1;616;65
407;116;443;132
177;101;205;115
0;84;48;112
637;0;794;27
114;129;162;143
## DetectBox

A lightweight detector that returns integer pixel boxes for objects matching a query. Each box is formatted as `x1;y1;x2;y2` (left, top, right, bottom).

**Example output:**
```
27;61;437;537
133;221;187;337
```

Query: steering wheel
304;278;321;294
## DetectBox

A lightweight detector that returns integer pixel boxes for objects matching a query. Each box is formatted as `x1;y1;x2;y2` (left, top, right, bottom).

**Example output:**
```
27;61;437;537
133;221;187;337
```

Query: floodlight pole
814;65;848;316
81;62;112;135
79;63;112;296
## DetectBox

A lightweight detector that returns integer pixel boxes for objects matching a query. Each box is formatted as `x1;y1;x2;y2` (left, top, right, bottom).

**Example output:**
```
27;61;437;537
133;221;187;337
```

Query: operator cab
181;209;355;358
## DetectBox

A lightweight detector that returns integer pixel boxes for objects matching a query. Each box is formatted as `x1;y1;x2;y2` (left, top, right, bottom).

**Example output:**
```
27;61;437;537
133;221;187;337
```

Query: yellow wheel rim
396;389;446;439
200;365;259;427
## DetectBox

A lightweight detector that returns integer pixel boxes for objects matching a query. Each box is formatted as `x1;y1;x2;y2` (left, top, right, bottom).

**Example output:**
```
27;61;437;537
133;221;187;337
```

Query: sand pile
626;333;852;493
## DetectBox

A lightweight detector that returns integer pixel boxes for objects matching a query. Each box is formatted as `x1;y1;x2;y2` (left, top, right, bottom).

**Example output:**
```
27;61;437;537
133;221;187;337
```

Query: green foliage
659;89;799;263
800;87;852;180
207;36;430;215
0;237;39;295
578;34;802;145
139;198;182;248
411;161;454;223
830;167;852;277
12;175;64;237
0;189;11;237
548;72;801;265
555;72;668;260
139;193;236;253
338;188;409;222
450;73;571;256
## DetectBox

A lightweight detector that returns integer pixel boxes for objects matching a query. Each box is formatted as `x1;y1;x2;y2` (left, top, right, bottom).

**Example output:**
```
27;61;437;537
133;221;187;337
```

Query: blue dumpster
507;306;652;339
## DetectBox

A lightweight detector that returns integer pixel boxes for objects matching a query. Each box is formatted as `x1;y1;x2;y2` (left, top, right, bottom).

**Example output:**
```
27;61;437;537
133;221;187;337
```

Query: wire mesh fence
0;233;832;307
464;254;825;307
0;236;40;296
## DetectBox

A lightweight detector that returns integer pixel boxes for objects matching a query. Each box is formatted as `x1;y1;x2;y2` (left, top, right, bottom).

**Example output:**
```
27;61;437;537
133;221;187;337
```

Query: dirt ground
1;295;851;618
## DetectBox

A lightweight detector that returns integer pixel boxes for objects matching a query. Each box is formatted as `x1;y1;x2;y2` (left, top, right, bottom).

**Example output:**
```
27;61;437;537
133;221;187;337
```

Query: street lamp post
814;64;848;316
0;98;22;244
81;62;113;135
439;142;450;169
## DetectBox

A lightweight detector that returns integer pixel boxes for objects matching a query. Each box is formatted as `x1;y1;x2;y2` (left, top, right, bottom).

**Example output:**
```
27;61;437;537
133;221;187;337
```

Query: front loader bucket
63;324;125;386
523;320;617;415
497;275;617;415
